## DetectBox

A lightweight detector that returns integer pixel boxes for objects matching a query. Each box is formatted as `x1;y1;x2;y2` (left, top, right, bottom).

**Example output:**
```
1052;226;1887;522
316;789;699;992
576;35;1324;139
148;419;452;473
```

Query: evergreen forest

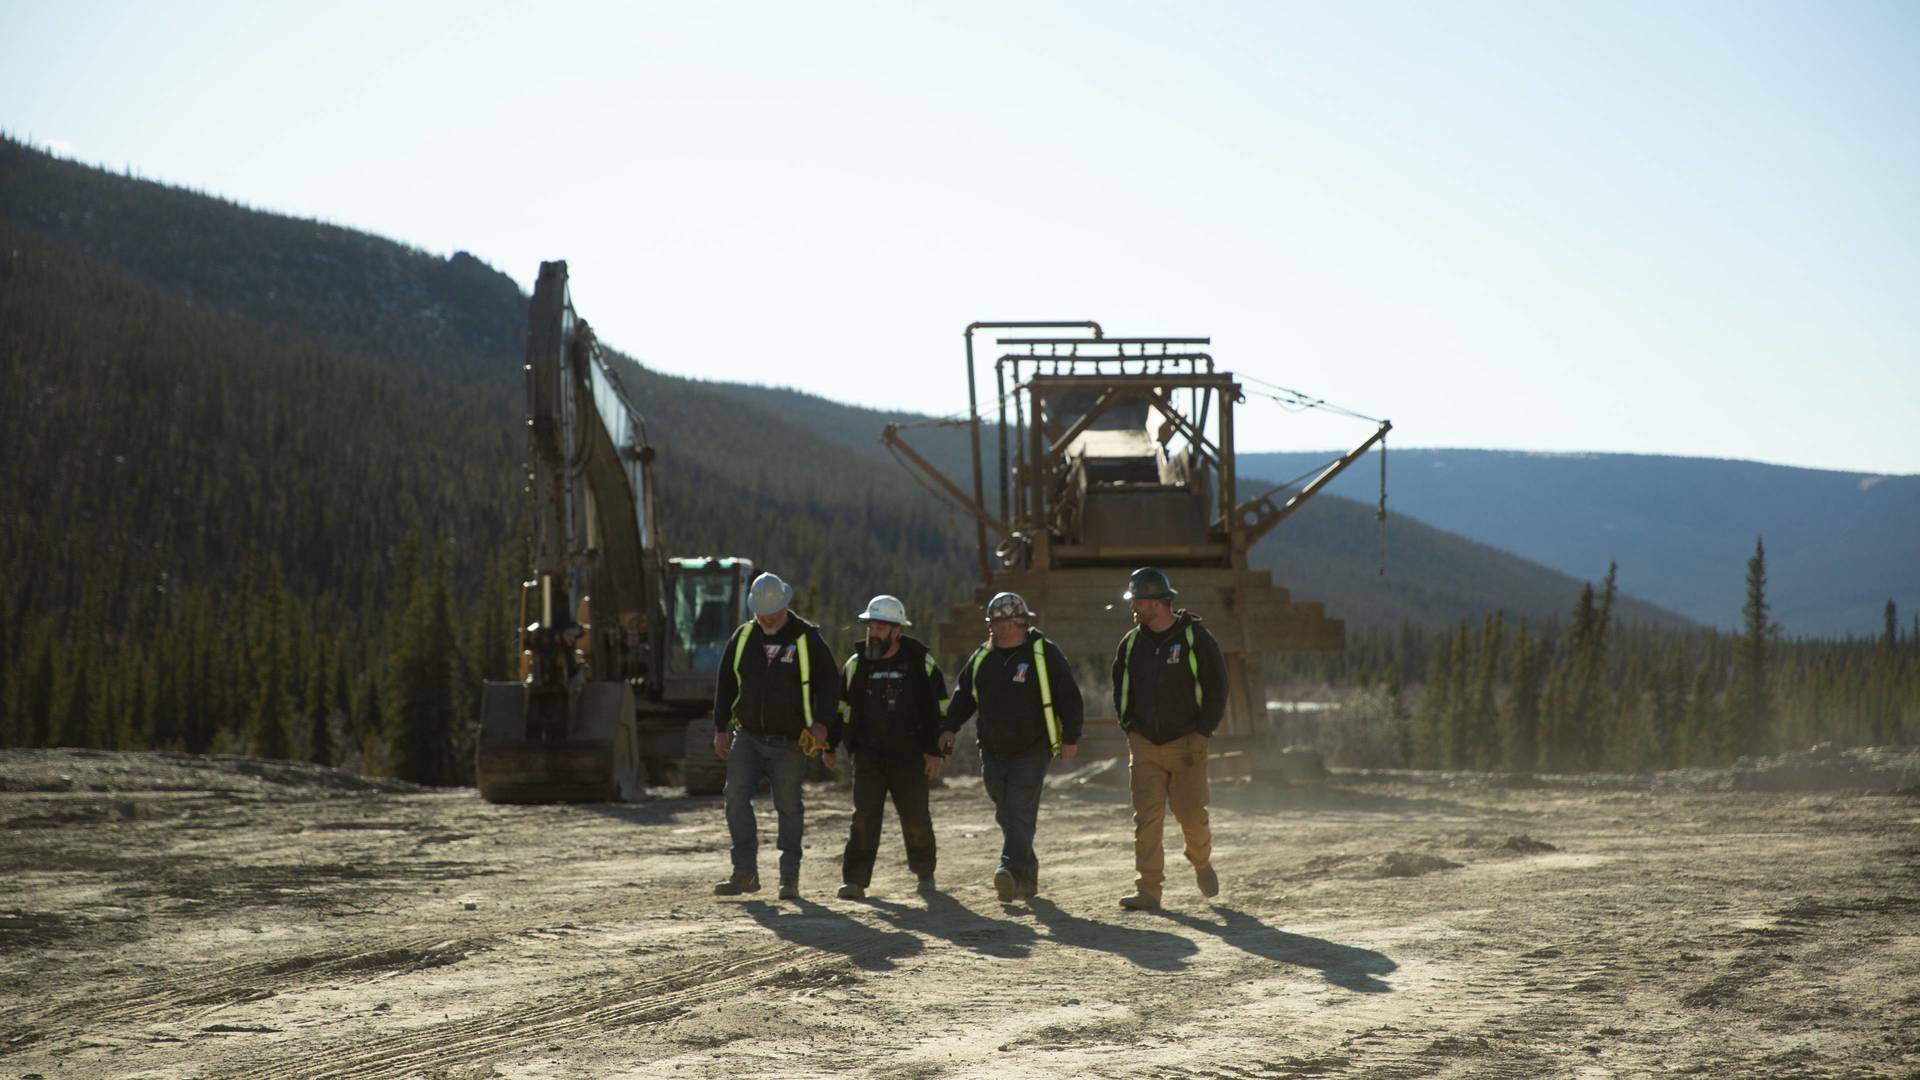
3;135;1913;783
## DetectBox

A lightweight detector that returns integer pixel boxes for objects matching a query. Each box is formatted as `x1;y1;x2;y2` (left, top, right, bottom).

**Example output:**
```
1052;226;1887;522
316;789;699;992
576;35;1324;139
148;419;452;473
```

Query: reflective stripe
797;632;814;727
927;654;950;717
727;622;754;729
1119;624;1202;719
1032;637;1061;755
838;655;859;722
1185;625;1202;707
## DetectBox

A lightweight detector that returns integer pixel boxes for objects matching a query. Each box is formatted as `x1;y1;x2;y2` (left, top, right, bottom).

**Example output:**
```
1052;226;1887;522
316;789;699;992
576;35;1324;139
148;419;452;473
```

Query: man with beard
828;595;949;899
1110;567;1227;911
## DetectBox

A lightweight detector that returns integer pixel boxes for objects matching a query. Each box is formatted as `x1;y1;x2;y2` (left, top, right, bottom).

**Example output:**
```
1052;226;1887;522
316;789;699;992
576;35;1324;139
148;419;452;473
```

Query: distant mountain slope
1;133;1684;660
1242;448;1919;636
0;136;523;385
0;137;976;650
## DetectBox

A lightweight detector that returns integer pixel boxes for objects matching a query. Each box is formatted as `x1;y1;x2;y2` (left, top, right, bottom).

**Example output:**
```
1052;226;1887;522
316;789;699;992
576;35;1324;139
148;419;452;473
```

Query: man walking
1111;567;1227;911
939;591;1083;903
829;595;950;899
711;572;839;901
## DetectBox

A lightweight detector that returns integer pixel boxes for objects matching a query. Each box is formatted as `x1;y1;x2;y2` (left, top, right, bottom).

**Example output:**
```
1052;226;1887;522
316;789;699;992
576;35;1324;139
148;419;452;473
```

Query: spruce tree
1465;611;1504;769
1500;619;1543;771
1414;633;1453;768
250;562;293;759
388;542;458;785
1443;618;1473;769
1730;538;1776;756
305;637;334;766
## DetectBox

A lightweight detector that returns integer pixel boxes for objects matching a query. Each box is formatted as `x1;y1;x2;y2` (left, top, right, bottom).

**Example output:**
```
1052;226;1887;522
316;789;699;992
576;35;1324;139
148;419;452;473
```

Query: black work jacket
712;615;838;738
944;629;1084;758
1111;611;1228;743
829;635;949;760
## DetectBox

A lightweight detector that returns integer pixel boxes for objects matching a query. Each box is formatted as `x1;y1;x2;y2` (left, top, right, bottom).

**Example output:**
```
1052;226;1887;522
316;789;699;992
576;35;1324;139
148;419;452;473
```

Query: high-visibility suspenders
968;637;1061;754
1118;624;1201;721
1032;637;1061;754
928;654;949;717
727;622;754;729
797;632;814;728
839;655;859;724
843;651;944;729
728;622;822;731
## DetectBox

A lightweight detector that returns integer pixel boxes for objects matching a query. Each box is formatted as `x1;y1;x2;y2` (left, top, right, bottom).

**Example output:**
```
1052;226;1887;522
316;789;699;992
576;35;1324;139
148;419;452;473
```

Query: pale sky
5;0;1917;473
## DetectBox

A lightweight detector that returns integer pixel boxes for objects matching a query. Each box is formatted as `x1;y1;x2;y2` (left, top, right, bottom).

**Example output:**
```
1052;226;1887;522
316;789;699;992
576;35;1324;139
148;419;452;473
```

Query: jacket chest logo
1167;643;1183;665
1012;662;1030;683
764;644;796;664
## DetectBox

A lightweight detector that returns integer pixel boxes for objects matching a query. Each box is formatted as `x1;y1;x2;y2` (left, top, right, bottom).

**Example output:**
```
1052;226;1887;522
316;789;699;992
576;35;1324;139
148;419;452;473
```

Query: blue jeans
981;750;1048;891
724;730;807;881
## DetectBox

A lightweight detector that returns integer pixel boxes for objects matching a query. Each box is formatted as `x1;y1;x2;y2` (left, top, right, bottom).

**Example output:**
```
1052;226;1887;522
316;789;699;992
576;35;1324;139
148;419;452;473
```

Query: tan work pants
1128;731;1211;899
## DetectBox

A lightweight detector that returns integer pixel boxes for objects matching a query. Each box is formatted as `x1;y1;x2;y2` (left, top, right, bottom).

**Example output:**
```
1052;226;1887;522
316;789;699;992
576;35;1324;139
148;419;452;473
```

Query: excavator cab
660;556;755;702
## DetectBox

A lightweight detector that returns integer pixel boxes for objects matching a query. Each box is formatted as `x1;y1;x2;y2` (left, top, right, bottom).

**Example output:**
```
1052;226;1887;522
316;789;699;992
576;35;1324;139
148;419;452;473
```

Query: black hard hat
1123;566;1177;601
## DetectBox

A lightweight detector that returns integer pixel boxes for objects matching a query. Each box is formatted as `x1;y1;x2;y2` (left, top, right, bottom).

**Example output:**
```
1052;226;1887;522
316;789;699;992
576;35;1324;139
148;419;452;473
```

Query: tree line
1269;541;1917;770
0;217;974;782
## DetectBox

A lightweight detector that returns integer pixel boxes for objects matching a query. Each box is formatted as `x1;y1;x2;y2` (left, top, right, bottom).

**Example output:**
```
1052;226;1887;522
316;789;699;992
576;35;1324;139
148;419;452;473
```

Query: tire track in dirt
259;929;912;1079
0;930;490;1037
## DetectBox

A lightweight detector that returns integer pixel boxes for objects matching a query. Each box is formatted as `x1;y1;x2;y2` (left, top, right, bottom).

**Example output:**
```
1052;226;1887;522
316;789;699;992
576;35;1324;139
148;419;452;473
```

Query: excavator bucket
475;681;646;803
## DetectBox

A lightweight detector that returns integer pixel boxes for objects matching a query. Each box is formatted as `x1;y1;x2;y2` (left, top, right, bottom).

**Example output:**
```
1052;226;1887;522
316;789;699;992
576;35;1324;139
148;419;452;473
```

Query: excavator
475;261;747;802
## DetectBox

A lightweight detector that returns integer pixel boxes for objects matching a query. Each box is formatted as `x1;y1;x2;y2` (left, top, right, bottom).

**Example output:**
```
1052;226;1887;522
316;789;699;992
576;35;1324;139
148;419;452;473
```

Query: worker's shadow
739;899;924;972
865;891;1040;959
1157;907;1396;993
1027;897;1197;972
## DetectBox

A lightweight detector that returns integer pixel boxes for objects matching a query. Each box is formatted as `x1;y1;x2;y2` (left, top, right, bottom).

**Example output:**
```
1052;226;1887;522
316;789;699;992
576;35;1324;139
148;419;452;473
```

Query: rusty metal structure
885;322;1389;738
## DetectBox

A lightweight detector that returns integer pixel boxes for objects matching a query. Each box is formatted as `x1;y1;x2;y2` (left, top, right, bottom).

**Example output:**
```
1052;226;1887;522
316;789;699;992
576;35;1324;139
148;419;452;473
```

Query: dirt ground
1;748;1915;1079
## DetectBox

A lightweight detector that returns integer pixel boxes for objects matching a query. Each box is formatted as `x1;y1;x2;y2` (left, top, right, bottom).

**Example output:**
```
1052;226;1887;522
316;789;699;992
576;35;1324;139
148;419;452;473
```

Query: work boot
836;883;865;900
993;868;1017;903
712;873;760;896
915;874;937;895
1119;891;1161;911
778;878;801;901
1196;864;1220;898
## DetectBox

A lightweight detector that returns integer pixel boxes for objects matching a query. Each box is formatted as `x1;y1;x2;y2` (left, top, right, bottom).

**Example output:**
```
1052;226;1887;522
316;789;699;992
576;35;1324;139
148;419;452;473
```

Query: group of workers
709;566;1226;912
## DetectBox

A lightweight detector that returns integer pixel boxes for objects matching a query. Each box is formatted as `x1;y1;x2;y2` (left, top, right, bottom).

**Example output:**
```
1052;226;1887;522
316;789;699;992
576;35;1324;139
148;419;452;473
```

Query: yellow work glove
797;727;826;759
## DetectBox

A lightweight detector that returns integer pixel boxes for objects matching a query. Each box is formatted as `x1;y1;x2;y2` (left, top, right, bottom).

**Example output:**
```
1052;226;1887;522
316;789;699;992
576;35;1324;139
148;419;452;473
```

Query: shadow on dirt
1027;897;1198;972
865;891;1040;959
1156;906;1397;992
738;898;924;972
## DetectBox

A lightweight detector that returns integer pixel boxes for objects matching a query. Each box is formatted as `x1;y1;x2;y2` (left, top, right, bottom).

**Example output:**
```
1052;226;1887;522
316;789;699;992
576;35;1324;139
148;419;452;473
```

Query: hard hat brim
856;613;911;627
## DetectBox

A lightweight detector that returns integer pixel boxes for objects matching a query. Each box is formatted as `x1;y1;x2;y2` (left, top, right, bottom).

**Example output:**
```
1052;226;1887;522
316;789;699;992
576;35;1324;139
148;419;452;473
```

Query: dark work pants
724;730;806;882
981;749;1048;892
841;751;936;887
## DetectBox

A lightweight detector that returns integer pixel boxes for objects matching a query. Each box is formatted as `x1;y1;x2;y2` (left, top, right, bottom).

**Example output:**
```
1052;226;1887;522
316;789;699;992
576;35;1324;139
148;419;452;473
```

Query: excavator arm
478;261;659;803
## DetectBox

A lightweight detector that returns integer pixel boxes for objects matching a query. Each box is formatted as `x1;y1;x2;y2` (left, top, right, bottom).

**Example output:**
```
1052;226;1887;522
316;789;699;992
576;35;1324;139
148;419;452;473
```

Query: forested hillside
6;134;1904;782
0;135;523;383
0;137;976;778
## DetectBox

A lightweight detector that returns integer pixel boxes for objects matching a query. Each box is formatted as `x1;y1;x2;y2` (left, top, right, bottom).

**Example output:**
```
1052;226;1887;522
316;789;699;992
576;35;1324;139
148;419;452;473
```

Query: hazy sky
5;0;1917;473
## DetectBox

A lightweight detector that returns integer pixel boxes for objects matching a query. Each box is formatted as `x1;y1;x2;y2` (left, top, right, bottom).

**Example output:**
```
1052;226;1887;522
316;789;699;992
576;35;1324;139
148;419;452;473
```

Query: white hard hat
747;572;794;616
857;595;911;627
984;591;1035;622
